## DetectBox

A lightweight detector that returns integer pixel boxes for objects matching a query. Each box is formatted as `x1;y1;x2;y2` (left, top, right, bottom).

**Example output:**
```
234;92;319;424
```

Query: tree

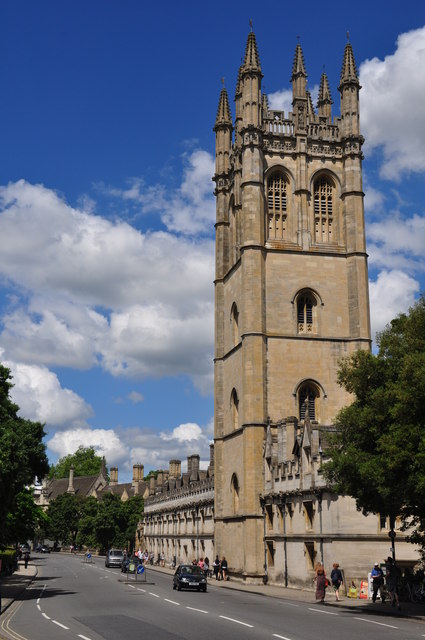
5;488;48;545
48;446;105;479
47;493;86;546
0;364;49;547
324;295;425;549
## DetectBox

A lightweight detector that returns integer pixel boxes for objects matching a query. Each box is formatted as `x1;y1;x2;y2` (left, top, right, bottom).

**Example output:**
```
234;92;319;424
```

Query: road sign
86;553;92;559
137;564;145;574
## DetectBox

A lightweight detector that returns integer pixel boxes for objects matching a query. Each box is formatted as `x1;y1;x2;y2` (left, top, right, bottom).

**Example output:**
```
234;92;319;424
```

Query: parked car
36;545;50;553
173;564;207;592
105;549;124;568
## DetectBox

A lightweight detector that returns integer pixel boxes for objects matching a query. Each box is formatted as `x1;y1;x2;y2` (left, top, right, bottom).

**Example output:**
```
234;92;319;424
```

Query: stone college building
142;30;419;588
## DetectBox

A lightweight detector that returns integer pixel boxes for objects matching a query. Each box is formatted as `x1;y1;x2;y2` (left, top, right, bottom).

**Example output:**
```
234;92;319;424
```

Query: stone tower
213;31;371;582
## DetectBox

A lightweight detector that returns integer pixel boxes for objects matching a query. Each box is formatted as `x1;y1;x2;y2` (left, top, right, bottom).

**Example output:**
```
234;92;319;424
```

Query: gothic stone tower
213;31;371;582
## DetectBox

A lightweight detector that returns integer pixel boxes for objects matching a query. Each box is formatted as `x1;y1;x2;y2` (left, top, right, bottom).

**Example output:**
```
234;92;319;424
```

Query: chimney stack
110;467;118;485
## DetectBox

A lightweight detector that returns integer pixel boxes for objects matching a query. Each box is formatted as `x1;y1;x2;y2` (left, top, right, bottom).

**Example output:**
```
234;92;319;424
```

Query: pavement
1;556;424;629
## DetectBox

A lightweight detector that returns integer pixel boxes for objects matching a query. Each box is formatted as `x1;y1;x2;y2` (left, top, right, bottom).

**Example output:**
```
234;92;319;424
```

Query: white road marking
128;584;135;589
149;592;160;597
42;613;50;620
36;598;40;604
52;620;70;629
186;606;208;613
308;607;338;616
354;617;398;629
137;588;146;592
78;635;93;640
273;635;293;640
219;615;254;628
279;602;299;607
37;604;41;611
164;598;180;605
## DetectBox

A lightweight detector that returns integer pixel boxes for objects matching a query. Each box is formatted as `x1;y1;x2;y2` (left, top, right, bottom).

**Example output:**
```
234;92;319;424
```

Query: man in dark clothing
385;557;401;610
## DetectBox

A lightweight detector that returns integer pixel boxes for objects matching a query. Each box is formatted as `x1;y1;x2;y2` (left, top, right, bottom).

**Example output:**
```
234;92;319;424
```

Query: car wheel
173;583;176;590
177;584;182;591
203;587;207;592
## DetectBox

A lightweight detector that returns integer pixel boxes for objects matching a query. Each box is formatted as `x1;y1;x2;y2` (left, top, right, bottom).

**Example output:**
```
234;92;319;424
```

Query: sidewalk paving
0;560;37;616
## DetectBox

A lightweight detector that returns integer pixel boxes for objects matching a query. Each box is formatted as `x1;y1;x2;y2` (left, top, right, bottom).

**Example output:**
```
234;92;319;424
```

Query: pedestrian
330;562;343;601
160;552;165;567
371;562;385;603
23;551;29;569
220;556;228;581
385;557;401;610
213;555;220;580
203;557;210;577
315;565;327;602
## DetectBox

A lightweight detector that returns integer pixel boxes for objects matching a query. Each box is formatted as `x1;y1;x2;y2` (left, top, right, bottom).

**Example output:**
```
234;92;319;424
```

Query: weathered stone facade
142;450;214;566
213;30;419;586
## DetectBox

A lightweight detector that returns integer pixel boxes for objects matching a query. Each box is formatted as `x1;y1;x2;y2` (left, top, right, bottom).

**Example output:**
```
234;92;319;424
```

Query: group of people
315;556;402;608
314;562;343;603
371;556;401;609
212;555;229;581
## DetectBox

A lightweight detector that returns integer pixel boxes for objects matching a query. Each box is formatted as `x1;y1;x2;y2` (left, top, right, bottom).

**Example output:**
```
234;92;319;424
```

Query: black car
173;564;207;592
35;545;50;553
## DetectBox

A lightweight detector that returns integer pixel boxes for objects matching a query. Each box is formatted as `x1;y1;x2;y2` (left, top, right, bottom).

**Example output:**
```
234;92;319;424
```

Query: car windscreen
180;566;203;575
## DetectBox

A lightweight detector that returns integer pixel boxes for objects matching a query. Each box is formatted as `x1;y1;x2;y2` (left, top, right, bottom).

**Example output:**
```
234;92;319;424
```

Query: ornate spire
261;92;269;118
339;42;359;86
317;71;333;118
291;43;307;81
241;31;261;73
306;90;315;117
214;86;232;129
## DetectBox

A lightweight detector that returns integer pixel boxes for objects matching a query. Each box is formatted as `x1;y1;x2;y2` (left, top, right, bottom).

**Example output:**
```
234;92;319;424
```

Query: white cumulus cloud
369;270;420;341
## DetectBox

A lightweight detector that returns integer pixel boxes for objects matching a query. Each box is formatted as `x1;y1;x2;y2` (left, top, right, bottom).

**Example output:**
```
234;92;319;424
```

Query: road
1;554;425;640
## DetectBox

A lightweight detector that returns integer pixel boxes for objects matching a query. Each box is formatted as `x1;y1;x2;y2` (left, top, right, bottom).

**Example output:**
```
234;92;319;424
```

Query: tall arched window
230;302;240;347
314;176;334;243
230;388;239;430
231;473;240;513
267;171;288;240
298;382;320;422
297;291;317;334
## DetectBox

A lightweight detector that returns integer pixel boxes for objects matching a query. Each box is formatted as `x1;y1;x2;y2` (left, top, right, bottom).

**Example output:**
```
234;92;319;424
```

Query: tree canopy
0;364;49;546
324;294;425;549
48;446;105;479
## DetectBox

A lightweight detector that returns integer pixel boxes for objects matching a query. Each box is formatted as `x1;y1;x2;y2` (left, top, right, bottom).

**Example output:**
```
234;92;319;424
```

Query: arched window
231;473;240;513
298;382;320;422
314;176;334;243
297;291;317;334
230;388;239;430
267;171;288;240
230;302;239;346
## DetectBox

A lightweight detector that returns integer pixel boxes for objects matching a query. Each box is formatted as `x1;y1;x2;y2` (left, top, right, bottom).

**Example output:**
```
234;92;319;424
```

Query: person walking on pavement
220;556;228;581
23;551;29;569
371;562;386;603
315;565;327;603
330;562;343;601
213;555;220;580
385;556;401;610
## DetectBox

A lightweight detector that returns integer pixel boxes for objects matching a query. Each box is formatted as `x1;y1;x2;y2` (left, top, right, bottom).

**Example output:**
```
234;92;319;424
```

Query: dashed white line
42;613;50;620
52;620;70;630
164;598;180;605
149;592;160;597
280;602;299;607
128;584;136;589
137;588;146;592
36;598;40;604
186;606;208;613
37;604;41;611
273;635;293;640
78;635;93;640
219;615;254;628
354;617;398;629
308;607;339;616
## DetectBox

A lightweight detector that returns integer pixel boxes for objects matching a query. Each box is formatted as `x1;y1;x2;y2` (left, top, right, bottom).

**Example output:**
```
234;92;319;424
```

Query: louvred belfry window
297;292;316;333
299;383;319;421
267;173;288;240
314;177;333;243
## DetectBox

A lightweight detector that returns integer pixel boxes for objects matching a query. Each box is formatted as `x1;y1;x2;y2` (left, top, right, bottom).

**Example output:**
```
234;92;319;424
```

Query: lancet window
297;291;317;334
298;382;319;422
314;176;334;243
267;171;288;240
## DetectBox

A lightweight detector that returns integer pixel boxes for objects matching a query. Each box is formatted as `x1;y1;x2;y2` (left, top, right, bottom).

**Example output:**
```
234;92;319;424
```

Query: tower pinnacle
241;31;261;73
339;41;359;87
317;71;333;118
214;86;232;129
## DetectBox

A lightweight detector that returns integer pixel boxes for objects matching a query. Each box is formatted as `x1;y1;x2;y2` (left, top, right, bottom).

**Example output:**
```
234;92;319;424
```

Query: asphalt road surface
1;554;425;640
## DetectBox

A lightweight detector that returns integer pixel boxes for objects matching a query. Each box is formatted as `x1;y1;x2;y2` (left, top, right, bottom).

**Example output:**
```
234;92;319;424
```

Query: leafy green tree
122;496;144;553
5;488;48;545
0;364;49;547
92;493;127;551
47;493;86;546
48;446;105;479
324;295;425;549
76;496;99;549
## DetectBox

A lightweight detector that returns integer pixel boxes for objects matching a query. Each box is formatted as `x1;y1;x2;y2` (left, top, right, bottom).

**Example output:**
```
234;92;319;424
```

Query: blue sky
1;1;425;482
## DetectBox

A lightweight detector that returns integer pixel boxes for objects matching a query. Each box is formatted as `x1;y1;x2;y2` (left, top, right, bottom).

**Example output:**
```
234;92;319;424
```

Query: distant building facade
142;449;214;565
